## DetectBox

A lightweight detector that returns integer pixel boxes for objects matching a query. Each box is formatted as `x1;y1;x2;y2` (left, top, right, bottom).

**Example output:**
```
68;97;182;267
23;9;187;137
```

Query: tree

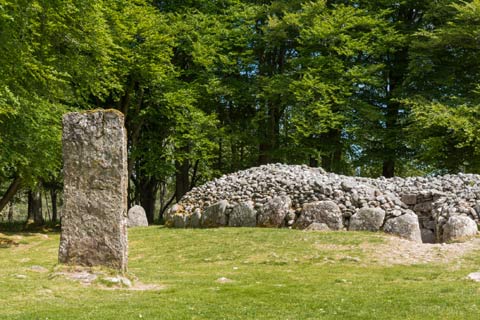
406;0;480;173
285;1;391;173
0;0;120;216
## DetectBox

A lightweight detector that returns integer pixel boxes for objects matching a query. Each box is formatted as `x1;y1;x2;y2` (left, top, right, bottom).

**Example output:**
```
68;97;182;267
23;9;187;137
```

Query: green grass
1;227;479;319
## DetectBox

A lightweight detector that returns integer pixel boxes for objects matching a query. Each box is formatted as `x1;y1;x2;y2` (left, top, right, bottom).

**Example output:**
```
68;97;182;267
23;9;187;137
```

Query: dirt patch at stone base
51;268;165;291
362;236;480;266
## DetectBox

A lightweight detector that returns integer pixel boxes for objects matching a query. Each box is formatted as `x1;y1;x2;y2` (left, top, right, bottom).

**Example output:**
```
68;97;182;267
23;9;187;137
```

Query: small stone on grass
28;265;48;273
467;272;480;282
216;277;233;284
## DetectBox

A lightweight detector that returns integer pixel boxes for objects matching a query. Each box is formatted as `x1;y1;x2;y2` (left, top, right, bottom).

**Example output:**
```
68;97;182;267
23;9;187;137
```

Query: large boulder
201;200;228;227
442;216;478;242
349;208;385;232
127;205;148;227
189;209;201;228
257;196;292;227
228;202;256;227
164;204;183;227
383;211;422;242
294;201;343;230
173;214;186;228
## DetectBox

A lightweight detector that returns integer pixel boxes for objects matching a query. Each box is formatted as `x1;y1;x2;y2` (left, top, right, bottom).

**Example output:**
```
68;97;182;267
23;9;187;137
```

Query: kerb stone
59;110;128;271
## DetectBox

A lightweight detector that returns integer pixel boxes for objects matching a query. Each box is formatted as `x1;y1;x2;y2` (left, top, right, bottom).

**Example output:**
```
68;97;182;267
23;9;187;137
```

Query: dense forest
1;0;480;224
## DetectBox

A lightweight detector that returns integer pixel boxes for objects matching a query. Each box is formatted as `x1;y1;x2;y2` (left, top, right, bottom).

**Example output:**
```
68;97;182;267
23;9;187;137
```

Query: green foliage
2;0;480;212
407;0;480;173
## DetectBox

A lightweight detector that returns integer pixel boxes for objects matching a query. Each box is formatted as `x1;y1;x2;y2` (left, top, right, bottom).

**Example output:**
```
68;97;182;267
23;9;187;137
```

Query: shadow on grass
0;221;61;234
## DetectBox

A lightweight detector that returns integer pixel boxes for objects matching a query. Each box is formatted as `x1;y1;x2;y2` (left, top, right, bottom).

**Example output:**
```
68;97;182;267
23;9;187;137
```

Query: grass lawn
0;227;479;319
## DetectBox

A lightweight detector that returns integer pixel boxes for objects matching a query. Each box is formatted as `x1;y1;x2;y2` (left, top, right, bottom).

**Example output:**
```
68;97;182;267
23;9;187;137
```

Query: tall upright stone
59;110;128;272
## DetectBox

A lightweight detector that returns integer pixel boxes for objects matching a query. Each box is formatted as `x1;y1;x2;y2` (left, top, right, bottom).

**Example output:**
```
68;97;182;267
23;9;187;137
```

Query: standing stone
127;205;148;227
59;110;128;272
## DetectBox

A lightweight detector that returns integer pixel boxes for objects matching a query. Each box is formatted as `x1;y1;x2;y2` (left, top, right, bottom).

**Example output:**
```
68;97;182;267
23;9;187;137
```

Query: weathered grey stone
305;222;330;231
201;200;228;227
383;212;422;242
257;196;291;227
228;202;256;227
59;110;128;271
164;204;183;227
442;216;478;242
467;272;480;282
189;209;201;228
341;180;356;192
294;201;343;230
127;205;148;227
286;211;296;226
28;265;48;273
349;208;385;232
420;228;436;244
102;276;132;288
474;205;480;219
169;163;480;239
413;201;433;213
173;214;186;228
401;194;417;205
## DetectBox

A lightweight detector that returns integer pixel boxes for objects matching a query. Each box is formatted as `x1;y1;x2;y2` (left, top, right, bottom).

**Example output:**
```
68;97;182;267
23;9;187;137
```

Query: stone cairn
59;110;128;271
166;164;480;243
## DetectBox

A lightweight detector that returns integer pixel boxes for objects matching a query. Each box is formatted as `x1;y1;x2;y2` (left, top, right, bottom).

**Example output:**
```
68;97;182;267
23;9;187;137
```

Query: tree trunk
258;102;280;165
382;89;401;178
331;131;343;173
140;177;158;224
381;40;408;178
320;129;343;173
44;191;51;221
51;189;58;223
309;155;318;168
175;159;190;202
382;159;395;178
8;201;14;222
217;138;223;172
0;176;21;213
321;154;332;172
258;142;271;165
27;189;43;225
231;143;238;172
158;181;167;222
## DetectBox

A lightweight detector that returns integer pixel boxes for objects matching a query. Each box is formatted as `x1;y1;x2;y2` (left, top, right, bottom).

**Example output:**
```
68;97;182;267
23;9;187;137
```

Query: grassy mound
0;228;479;319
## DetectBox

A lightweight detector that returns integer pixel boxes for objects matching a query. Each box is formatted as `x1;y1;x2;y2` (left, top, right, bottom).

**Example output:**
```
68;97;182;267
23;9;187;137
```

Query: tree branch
0;176;22;213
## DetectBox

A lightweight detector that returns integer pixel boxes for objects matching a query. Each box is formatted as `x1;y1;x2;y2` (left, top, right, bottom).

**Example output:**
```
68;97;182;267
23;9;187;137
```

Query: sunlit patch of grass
0;227;480;319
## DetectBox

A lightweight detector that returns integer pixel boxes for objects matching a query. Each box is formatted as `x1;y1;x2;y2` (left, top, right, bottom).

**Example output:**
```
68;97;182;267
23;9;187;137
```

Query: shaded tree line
1;0;480;225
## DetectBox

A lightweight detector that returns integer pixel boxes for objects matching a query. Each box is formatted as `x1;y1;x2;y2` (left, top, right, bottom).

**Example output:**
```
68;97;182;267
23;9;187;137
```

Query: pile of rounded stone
165;164;480;243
